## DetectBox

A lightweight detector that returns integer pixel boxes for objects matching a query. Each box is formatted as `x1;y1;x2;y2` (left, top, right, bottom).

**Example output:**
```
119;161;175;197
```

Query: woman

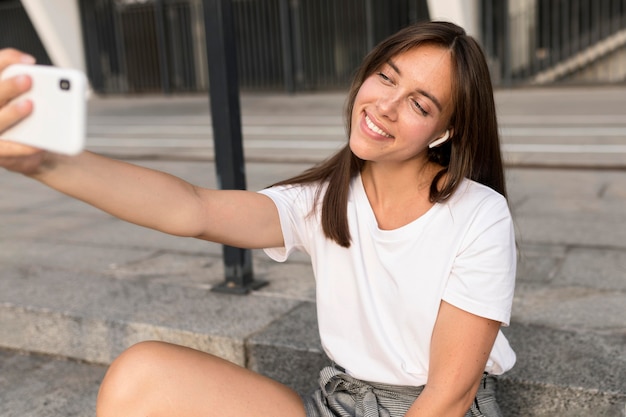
0;21;516;417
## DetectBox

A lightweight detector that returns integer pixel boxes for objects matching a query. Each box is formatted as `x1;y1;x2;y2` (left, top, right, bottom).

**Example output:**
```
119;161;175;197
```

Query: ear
428;129;450;149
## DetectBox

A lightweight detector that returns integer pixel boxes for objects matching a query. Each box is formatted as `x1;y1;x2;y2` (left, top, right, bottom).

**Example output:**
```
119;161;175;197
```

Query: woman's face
349;44;454;166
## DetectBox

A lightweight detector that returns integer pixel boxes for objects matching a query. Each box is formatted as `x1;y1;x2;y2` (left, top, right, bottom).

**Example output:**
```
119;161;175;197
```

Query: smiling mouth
364;114;393;138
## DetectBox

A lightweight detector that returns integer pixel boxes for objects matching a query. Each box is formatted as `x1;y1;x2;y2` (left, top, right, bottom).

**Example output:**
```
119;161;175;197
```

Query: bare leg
96;341;307;417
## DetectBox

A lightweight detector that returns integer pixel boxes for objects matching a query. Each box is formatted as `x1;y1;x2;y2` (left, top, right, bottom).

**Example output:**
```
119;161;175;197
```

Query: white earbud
428;130;450;148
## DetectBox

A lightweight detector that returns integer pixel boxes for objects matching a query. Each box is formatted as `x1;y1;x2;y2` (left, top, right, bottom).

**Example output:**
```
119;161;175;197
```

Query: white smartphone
0;64;87;155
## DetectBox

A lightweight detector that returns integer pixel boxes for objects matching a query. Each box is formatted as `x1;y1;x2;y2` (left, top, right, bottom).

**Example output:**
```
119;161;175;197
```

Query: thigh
97;341;306;417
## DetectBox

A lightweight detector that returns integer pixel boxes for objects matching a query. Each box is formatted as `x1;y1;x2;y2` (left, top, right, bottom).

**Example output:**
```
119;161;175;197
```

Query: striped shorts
302;366;502;417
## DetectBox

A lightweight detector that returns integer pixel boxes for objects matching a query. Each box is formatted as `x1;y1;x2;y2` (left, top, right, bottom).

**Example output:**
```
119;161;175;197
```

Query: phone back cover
0;65;87;155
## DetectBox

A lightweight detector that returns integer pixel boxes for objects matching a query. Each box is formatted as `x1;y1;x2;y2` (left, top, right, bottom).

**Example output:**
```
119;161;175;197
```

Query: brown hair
273;21;506;247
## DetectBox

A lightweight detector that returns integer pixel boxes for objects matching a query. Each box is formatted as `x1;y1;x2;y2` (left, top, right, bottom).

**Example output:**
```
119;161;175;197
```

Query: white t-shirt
259;174;517;386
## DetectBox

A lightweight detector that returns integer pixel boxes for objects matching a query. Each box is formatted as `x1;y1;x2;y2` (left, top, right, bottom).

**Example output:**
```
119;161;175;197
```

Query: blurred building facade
1;0;625;94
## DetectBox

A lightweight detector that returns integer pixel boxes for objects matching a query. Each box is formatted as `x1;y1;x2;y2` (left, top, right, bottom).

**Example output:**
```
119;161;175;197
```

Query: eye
412;99;428;116
377;71;392;83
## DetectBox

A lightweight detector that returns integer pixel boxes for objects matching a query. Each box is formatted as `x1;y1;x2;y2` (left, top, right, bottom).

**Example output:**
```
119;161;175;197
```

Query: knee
96;341;170;417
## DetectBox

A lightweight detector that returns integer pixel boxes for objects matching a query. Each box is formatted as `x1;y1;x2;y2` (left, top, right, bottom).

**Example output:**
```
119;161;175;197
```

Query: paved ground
0;87;625;416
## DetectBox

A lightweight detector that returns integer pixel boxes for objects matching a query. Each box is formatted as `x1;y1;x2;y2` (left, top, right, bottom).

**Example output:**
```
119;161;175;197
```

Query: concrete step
0;349;106;417
499;324;626;417
1;284;624;417
1;144;625;416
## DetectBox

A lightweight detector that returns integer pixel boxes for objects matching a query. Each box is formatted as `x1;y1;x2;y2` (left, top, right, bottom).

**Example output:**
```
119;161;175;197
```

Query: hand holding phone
0;64;87;155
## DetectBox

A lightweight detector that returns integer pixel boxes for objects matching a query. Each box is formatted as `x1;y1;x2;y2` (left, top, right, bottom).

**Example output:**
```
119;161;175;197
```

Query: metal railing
482;0;626;85
3;0;626;92
0;0;52;65
80;0;205;94
78;0;429;94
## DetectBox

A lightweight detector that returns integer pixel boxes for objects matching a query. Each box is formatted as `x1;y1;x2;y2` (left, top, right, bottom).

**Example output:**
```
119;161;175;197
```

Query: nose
376;91;401;121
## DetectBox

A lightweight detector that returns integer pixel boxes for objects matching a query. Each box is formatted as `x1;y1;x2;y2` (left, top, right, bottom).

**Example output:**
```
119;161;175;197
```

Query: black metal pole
202;0;267;294
501;0;512;87
278;0;295;93
364;0;375;51
154;0;170;94
290;0;305;88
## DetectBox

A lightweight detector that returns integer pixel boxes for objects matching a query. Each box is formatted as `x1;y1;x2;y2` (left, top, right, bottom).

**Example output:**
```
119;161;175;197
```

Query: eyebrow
386;59;444;112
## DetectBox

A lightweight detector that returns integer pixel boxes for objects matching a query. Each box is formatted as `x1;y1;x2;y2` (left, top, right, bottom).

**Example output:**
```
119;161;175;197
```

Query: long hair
272;21;506;248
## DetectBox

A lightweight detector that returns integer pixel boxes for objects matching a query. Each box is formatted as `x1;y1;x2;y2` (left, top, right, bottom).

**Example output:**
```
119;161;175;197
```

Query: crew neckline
353;173;443;239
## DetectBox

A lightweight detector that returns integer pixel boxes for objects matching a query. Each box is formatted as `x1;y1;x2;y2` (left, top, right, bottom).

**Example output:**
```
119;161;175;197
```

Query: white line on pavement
501;126;626;137
87;137;626;154
87;138;345;149
87;124;626;137
501;144;626;153
87;125;345;136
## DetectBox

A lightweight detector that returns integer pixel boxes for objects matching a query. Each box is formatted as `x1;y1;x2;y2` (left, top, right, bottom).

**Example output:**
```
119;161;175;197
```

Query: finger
0;96;33;133
0;139;41;157
0;48;36;72
0;73;33;108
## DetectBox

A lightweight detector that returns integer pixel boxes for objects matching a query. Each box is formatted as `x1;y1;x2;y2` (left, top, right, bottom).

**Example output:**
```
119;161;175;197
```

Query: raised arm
0;49;284;250
405;301;501;417
32;152;284;248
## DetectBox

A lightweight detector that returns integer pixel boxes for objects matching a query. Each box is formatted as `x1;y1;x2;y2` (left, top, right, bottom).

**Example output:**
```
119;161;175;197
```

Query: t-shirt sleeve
442;194;517;326
258;185;313;262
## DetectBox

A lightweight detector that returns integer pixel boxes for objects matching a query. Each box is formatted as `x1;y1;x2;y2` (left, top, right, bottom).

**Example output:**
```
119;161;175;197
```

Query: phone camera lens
59;79;71;91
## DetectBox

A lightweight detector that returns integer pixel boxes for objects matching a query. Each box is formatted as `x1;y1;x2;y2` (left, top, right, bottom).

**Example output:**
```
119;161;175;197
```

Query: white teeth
365;115;392;138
